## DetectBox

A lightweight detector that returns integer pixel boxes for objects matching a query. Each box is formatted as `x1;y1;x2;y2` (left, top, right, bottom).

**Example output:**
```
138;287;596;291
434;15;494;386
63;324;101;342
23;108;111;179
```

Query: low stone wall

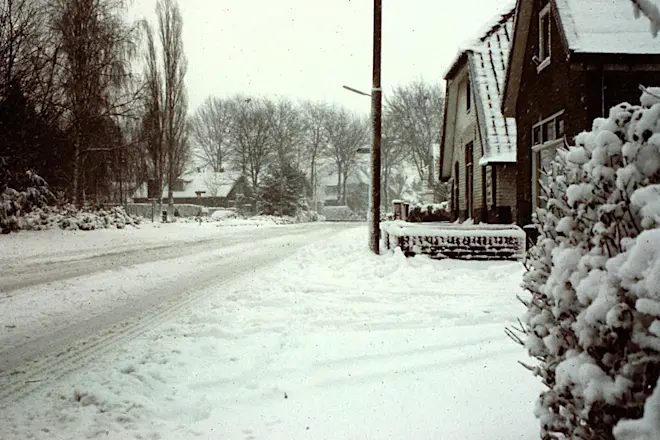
380;220;525;260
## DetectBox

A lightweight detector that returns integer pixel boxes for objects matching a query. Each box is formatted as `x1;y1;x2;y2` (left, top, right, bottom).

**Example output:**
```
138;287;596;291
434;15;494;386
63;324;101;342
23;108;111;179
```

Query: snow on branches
511;92;660;439
632;0;660;37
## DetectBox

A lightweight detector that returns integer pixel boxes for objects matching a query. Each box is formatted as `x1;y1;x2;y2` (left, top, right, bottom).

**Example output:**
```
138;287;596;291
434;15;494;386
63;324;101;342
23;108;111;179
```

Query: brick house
502;0;660;226
439;8;517;224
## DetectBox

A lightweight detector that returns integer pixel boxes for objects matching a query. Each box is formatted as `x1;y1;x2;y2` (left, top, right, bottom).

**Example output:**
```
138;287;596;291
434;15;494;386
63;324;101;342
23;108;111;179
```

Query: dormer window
537;3;551;71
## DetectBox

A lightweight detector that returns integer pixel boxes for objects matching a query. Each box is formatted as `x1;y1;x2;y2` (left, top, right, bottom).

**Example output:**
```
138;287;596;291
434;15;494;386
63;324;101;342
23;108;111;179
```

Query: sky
130;0;514;115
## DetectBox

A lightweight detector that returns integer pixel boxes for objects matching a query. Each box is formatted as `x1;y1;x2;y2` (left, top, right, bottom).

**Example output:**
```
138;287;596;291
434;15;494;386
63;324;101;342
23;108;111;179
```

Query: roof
133;169;243;199
468;10;517;165
442;0;517;80
555;0;660;55
503;0;660;117
441;6;517;172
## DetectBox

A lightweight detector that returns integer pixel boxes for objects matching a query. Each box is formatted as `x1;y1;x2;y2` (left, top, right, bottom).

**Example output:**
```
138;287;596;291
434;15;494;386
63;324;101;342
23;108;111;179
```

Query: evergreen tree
259;162;309;217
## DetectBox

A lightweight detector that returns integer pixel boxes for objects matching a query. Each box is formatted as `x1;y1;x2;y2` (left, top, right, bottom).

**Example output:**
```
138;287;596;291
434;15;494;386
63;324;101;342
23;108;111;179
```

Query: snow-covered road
0;225;541;439
0;222;355;410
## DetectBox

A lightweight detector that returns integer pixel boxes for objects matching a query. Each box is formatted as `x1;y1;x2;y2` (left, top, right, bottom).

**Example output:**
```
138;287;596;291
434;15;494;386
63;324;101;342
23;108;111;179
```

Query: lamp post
342;0;382;255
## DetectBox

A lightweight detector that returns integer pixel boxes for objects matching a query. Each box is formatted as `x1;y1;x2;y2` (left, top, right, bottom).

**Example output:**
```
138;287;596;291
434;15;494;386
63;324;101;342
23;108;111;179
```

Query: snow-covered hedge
512;91;660;439
23;205;141;231
406;202;451;222
1;171;53;233
1;172;141;233
381;220;525;260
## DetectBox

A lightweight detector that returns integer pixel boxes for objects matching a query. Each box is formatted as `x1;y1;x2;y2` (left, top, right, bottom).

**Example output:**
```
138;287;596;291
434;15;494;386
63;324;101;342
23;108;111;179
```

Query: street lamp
342;0;382;255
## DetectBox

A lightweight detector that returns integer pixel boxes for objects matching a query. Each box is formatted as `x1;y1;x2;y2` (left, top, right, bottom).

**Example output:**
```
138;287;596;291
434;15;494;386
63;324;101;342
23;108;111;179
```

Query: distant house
132;168;251;207
502;0;660;226
439;8;517;224
319;161;370;208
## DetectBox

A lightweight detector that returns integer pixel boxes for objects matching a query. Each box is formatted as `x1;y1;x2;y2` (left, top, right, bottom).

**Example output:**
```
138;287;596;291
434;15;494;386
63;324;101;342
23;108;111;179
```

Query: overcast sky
131;0;512;115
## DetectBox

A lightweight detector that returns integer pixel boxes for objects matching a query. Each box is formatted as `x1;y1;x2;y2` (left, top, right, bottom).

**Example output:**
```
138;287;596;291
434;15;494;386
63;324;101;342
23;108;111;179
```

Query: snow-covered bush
18;204;142;231
510;92;660;439
406;202;451;222
1;171;53;233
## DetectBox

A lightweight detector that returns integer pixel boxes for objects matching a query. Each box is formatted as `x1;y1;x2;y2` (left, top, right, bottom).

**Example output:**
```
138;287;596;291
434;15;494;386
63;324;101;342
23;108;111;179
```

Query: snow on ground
0;227;541;440
0;217;308;267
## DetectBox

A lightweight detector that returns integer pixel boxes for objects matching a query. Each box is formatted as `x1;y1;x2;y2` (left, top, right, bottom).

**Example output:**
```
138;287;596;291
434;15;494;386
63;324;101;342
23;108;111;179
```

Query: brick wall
515;0;590;225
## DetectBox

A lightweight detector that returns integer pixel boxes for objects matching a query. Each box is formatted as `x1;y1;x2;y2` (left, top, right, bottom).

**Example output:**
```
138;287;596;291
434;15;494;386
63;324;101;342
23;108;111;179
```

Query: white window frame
537;3;551;72
531;110;565;209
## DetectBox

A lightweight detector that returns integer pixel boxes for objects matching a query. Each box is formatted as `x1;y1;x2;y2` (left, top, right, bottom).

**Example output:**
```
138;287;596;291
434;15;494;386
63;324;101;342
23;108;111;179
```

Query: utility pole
369;0;382;254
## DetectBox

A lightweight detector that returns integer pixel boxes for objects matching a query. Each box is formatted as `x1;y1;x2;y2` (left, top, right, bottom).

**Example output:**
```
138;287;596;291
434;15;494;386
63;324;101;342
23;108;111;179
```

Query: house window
171;180;185;192
538;3;551;71
466;80;471;112
531;110;565;209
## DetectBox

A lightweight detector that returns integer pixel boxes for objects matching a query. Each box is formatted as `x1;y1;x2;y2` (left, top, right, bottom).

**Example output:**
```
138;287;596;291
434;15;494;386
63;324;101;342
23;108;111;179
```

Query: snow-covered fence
380;220;526;260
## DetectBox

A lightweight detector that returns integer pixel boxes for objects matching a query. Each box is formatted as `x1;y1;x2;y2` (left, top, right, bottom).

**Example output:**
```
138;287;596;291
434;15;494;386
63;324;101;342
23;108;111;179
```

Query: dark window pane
533;126;541;145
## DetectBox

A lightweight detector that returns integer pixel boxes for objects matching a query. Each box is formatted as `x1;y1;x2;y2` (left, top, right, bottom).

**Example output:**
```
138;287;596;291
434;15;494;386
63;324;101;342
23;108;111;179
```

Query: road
0;222;357;409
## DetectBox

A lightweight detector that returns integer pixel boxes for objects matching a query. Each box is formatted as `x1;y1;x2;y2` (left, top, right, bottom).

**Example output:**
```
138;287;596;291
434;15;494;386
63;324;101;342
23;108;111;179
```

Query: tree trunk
336;164;342;204
73;139;80;206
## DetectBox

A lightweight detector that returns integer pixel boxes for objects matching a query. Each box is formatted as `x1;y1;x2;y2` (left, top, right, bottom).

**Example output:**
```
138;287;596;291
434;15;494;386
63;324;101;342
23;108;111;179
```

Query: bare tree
268;97;303;170
380;112;407;208
227;95;274;198
190;96;231;172
300;100;329;210
323;107;368;204
141;19;166;207
50;0;139;206
385;79;444;185
156;0;189;215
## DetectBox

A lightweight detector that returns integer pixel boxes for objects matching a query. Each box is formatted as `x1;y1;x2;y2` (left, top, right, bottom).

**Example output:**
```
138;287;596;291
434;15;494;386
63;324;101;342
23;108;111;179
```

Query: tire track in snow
0;224;322;294
0;225;351;409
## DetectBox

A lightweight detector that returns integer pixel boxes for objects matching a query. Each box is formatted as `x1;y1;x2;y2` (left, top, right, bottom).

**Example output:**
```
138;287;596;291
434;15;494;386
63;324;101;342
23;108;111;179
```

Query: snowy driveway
0;225;541;439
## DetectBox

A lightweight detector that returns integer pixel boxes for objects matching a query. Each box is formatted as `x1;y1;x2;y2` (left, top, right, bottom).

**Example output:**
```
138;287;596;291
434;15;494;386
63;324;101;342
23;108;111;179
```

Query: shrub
510;93;660;439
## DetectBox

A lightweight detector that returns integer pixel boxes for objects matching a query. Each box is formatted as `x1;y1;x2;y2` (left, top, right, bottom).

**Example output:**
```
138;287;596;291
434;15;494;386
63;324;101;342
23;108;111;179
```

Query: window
538;3;551;70
466;80;471;112
171;180;185;192
531;110;565;209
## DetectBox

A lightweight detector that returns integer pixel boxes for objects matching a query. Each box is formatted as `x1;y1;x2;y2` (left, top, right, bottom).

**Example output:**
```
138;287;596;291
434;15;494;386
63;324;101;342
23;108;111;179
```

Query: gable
503;0;660;117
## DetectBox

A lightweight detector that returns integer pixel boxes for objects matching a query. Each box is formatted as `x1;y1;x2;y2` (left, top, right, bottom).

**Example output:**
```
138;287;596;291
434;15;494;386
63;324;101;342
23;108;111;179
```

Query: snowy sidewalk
0;227;541;440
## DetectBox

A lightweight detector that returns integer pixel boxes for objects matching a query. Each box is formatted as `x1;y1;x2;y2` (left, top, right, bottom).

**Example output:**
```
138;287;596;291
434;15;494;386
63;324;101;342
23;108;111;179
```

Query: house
439;7;518;224
131;168;251;207
318;158;370;209
502;0;660;226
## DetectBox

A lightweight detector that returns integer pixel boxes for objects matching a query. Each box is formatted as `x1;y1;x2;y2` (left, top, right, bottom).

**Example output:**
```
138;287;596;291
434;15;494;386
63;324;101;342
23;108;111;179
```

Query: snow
132;169;243;199
382;219;525;238
444;4;517;167
555;0;660;54
468;9;517;166
0;227;541;439
0;219;295;267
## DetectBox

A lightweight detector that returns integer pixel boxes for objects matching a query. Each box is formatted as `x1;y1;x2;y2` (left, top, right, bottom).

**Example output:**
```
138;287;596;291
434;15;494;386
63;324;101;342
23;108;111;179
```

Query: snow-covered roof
133;169;243;199
555;0;660;55
467;9;517;165
442;1;517;80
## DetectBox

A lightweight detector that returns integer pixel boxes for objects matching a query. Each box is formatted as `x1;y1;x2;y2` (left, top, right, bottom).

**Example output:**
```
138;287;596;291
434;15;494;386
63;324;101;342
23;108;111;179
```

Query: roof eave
439;79;452;180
